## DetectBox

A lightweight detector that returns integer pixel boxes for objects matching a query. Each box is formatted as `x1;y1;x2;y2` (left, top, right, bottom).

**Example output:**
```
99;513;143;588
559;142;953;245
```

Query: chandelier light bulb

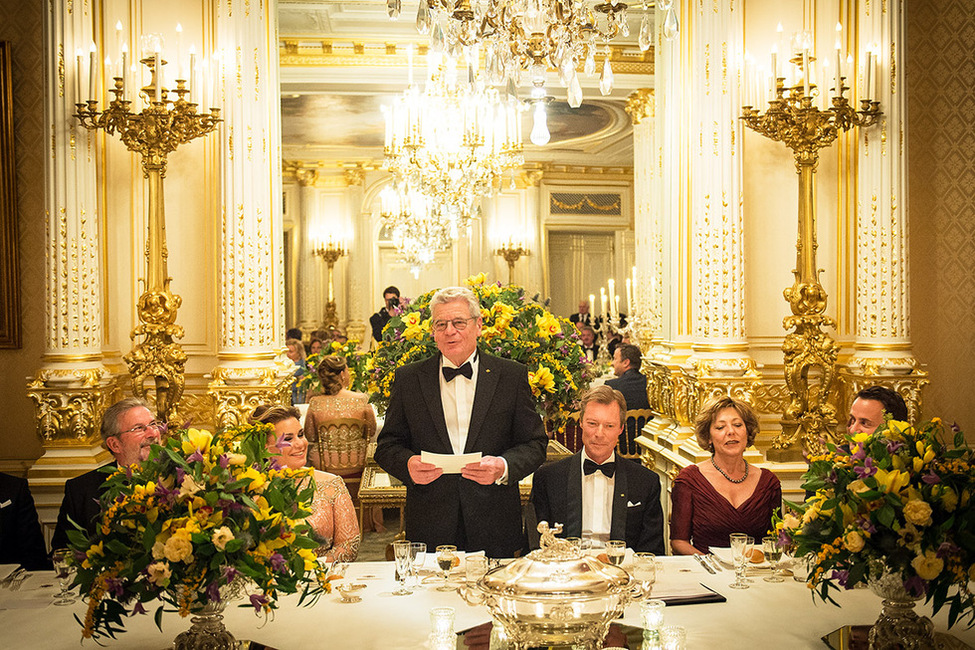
530;102;550;146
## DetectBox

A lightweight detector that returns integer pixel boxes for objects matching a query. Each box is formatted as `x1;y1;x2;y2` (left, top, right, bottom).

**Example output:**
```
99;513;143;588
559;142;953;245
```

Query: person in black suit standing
375;286;547;557
569;300;597;328
0;472;49;570
606;343;651;452
50;397;163;550
530;385;664;554
369;285;401;343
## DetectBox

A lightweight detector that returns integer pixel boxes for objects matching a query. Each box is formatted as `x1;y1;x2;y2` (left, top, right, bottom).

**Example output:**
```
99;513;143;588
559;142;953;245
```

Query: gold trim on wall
0;42;21;348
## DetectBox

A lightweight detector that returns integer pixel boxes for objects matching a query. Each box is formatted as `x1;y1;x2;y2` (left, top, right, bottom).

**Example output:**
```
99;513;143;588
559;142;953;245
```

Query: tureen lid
479;522;631;597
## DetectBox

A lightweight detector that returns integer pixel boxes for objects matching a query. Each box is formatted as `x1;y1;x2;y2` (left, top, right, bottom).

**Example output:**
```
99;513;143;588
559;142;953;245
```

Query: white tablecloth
2;556;974;649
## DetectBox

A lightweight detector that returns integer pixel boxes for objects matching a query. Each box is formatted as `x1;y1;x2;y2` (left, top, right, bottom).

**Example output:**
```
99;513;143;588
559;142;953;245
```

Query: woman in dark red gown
670;397;781;555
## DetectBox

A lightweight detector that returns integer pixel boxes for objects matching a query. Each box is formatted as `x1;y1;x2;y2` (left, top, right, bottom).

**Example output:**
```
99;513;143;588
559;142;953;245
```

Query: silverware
8;572;31;591
705;554;723;572
693;554;715;574
0;567;25;588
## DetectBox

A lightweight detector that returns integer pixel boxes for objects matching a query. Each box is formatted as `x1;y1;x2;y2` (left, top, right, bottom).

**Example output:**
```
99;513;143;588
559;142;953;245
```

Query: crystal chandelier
379;181;456;276
382;50;524;234
391;0;635;109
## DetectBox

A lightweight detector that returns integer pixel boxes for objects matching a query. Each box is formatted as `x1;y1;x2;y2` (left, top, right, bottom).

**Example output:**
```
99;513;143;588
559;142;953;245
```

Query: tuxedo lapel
418;356;452;451
565;454;583;537
610;460;628;541
464;350;499;453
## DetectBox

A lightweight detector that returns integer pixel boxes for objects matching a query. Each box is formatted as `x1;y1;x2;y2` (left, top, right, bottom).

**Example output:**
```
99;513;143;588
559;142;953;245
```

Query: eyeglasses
432;317;476;333
117;420;165;436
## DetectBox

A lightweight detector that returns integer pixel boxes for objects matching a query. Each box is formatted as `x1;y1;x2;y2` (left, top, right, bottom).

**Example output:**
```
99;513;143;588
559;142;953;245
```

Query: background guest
0;472;49;570
253;404;359;563
285;327;303;342
51;397;163;550
530;385;664;553
569;300;596;327
579;325;599;363
303;355;377;471
605;343;651;453
370;285;401;343
286;337;308;404
309;337;324;356
848;385;909;435
670;396;781;555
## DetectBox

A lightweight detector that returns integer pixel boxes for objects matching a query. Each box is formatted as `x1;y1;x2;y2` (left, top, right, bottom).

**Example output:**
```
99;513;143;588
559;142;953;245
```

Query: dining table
1;554;973;649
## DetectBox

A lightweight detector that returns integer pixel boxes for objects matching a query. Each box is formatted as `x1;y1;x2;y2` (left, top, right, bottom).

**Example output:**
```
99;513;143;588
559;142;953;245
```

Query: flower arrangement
368;273;596;432
67;424;332;642
298;339;370;395
775;418;975;628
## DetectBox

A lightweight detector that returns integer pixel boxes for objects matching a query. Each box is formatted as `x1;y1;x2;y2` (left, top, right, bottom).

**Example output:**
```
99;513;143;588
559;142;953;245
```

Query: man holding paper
375;286;547;557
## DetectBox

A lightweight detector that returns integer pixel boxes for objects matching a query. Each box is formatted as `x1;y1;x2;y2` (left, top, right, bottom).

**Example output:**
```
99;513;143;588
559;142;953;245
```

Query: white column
208;0;292;424
296;170;322;333
345;167;370;344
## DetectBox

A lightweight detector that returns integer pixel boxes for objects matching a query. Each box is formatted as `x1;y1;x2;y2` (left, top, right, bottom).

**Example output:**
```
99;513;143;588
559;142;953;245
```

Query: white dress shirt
439;351;479;454
581;449;616;543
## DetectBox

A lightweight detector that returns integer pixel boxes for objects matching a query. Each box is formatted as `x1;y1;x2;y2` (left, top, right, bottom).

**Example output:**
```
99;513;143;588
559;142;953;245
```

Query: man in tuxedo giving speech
530;385;665;553
375;286;547;557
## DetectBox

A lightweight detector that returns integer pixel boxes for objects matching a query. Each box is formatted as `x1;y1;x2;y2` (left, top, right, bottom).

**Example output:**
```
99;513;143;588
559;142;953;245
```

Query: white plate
708;546;771;570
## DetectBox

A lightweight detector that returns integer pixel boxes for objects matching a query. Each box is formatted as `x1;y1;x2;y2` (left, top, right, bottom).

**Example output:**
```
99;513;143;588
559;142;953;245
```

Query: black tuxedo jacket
530;452;665;554
606;369;650;412
0;473;49;570
375;351;546;557
370;308;392;342
50;464;114;551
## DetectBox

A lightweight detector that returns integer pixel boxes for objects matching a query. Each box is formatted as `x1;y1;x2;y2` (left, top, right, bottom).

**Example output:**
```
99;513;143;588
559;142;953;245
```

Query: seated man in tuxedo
50;397;163;550
530;385;665;553
606;343;651;452
578;325;599;363
847;385;909;435
375;286;547;557
0;472;49;570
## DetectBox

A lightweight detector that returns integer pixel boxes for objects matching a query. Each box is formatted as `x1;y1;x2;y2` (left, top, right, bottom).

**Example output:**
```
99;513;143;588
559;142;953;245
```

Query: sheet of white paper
421;451;482;474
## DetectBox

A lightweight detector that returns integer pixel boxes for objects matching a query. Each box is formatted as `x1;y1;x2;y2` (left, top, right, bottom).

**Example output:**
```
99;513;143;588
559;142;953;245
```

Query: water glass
660;625;687;650
465;554;489;585
52;548;77;606
729;533;750;590
606;540;626;566
763;536;784;583
430;606;455;638
792;552;815;582
633;552;657;586
410;542;426;586
392;540;413;595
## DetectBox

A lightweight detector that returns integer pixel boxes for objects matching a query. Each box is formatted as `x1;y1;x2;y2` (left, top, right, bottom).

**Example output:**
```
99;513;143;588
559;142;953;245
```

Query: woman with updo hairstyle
303;355;377;470
251;404;359;562
669;396;781;555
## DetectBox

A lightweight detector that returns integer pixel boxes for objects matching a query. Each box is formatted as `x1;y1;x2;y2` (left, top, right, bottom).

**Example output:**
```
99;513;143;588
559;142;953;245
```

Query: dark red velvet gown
670;464;782;552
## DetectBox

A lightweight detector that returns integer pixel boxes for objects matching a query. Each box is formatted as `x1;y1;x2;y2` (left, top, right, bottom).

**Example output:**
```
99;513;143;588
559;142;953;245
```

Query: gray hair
100;397;152;443
430;286;480;319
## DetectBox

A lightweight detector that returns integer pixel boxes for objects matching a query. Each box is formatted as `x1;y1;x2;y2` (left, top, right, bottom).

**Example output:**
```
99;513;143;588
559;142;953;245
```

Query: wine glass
435;545;457;592
763;536;784;583
409;542;426;587
606;540;626;566
729;533;749;590
633;552;657;589
392;540;413;596
52;548;77;606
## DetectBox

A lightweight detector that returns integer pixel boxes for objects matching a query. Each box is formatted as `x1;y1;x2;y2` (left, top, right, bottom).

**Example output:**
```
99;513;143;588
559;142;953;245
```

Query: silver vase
172;600;238;650
866;570;935;650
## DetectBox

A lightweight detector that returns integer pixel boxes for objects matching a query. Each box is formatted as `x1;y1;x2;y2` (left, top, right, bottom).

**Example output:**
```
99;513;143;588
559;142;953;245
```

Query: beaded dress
307;469;360;563
303;391;377;469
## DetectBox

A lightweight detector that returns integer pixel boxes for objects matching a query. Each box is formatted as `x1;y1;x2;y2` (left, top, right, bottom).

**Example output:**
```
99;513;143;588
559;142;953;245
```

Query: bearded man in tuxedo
375;286;547;557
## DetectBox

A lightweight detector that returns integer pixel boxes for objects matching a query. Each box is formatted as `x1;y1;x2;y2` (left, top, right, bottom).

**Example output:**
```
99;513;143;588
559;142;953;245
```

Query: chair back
619;408;653;457
312;417;367;476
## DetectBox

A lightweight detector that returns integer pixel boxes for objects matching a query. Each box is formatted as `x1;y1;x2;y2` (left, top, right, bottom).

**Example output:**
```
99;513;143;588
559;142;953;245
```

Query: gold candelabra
741;55;881;453
312;240;347;330
75;57;220;426
495;242;529;284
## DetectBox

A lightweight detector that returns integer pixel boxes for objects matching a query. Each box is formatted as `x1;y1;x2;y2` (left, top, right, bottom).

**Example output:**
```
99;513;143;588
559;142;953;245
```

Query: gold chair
309;417;368;476
620;408;653;457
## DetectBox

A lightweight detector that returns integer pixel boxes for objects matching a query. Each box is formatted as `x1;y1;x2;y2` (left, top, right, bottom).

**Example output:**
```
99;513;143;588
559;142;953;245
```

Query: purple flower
219;454;230;469
850;445;866;462
249;593;269;613
222;566;240;584
777;530;792;548
831;569;851;587
176;466;186;484
921;470;940;485
187;450;205;463
903;575;927;598
130;601;147;616
886;440;905;454
105;576;125;598
936;542;960;559
205;581;222;603
269;553;287;572
854;457;877;479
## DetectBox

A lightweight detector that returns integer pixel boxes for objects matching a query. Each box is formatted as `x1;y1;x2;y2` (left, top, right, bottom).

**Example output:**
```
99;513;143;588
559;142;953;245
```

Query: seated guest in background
606;343;651;451
670;396;781;555
530;386;664;553
370;285;401;343
253;404;359;563
375;286;546;557
285;337;308;404
286;327;303;342
569;300;598;328
309;337;324;356
848;385;909;435
330;328;348;345
303;355;377;470
0;472;50;570
579;325;599;363
51;398;163;550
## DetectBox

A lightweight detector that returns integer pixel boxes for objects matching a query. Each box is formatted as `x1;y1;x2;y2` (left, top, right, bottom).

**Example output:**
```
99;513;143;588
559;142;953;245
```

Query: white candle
600;288;607;318
770;45;778;82
834;45;842;95
75;49;83;103
189;46;196;100
625;278;633;315
88;42;97;101
121;44;128;95
115;21;123;76
154;47;161;103
104;55;112;97
802;48;810;97
175;23;183;79
608;279;616;319
589;294;596;317
863;50;872;101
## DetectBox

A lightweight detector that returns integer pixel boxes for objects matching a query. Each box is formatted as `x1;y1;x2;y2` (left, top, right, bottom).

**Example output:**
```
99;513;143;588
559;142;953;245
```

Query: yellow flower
226;453;247;466
331;341;341;350
874;469;910;494
911;550;944;581
181;428;213;456
534;313;560;339
465;272;488;287
146;561;172;587
528;366;556;395
941;487;958;512
238;467;268;493
211;526;235;551
151;540;166;560
847;479;870;494
851;433;872;444
179;474;203;498
903;499;933;526
401;312;429;340
782;513;801;531
843;530;865;553
163;533;194;564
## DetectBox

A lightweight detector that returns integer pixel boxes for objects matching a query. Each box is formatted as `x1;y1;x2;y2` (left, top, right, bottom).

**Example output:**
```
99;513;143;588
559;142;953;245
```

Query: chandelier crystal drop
403;0;633;106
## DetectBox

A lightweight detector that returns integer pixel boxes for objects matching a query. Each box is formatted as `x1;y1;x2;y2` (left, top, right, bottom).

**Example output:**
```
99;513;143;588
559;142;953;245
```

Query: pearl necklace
711;456;748;484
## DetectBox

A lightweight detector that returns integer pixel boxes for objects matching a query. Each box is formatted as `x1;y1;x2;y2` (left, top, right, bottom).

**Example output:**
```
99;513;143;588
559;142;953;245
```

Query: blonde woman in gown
252;404;360;563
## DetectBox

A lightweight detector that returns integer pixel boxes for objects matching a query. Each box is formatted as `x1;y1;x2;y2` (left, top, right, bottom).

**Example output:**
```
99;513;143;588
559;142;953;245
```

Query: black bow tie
442;362;473;382
584;459;615;478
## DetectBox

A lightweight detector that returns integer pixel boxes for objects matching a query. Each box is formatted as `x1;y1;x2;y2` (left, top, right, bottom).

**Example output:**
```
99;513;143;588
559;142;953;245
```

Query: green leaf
154;605;165;632
877;504;896;529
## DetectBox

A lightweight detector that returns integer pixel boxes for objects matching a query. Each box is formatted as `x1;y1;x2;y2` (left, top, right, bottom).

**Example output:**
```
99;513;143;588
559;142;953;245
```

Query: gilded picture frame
0;41;20;348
